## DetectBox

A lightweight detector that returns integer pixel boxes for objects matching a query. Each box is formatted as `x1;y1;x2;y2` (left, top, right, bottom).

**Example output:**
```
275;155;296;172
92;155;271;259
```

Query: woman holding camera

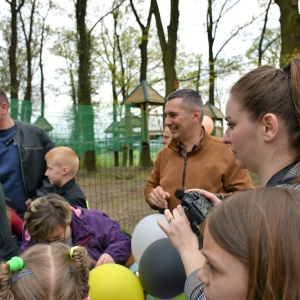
158;55;300;299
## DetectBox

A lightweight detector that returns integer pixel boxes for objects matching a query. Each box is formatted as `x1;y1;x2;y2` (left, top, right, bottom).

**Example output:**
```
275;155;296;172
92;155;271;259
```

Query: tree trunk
76;0;92;105
141;141;153;167
130;0;154;167
20;0;36;102
6;0;25;99
207;0;215;105
115;12;132;166
9;0;19;99
152;0;179;97
84;150;96;172
39;27;45;105
257;0;273;66
38;2;51;105
274;0;300;66
75;0;96;171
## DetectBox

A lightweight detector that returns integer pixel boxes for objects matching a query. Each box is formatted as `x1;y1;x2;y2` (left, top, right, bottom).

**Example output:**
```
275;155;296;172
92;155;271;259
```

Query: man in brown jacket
144;89;254;212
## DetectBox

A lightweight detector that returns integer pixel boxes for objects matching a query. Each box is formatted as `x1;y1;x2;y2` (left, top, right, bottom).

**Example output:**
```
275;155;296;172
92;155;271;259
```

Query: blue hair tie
12;270;33;283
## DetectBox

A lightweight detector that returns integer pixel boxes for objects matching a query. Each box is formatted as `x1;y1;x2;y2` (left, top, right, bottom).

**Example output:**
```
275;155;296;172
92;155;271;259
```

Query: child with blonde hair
0;243;90;299
34;146;87;208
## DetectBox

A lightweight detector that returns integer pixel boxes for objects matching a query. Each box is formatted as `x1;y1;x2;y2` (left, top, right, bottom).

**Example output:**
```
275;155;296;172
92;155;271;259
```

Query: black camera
175;189;214;235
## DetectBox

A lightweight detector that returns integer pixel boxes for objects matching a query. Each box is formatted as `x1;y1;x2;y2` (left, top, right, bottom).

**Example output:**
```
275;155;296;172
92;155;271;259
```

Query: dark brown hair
207;187;300;300
24;194;71;242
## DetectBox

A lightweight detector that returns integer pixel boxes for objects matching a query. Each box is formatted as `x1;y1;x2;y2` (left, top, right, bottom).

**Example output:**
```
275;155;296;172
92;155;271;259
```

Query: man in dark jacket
0;88;55;219
0;182;19;261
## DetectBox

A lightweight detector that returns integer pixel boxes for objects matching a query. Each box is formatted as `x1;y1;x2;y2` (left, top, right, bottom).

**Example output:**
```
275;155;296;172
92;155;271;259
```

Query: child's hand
95;253;115;266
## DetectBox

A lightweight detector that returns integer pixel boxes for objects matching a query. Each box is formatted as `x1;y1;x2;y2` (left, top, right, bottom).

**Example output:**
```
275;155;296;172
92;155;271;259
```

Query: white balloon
131;214;169;264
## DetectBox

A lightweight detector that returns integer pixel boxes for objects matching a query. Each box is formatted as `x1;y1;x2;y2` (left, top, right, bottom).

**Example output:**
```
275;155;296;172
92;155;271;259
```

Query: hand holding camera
175;189;214;235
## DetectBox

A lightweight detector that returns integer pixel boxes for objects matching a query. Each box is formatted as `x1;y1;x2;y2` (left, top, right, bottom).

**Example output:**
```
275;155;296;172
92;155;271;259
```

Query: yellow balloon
89;264;144;300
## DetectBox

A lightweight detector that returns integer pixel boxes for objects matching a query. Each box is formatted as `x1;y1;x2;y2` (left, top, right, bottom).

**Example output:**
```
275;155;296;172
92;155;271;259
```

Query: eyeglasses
34;227;66;244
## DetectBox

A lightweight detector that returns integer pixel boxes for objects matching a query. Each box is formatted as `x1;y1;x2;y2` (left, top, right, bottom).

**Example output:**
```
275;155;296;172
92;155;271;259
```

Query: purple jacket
20;206;131;268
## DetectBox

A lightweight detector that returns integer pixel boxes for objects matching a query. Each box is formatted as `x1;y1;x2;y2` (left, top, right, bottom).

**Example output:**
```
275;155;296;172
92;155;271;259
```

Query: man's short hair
45;147;79;177
166;89;204;121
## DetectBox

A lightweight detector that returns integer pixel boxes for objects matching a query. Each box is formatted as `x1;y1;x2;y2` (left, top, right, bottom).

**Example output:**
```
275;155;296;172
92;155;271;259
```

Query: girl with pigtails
0;243;90;300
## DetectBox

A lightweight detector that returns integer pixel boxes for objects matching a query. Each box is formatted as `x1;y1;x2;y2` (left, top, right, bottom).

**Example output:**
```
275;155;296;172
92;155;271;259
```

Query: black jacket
0;182;19;261
11;120;55;199
35;178;87;208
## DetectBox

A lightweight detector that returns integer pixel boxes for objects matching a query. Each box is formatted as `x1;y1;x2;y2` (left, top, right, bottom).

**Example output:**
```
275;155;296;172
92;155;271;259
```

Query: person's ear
192;108;201;123
261;113;279;141
0;101;8;113
62;166;69;175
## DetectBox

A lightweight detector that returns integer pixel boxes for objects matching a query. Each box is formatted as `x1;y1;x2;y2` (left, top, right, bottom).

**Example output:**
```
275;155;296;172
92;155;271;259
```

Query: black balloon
138;238;186;299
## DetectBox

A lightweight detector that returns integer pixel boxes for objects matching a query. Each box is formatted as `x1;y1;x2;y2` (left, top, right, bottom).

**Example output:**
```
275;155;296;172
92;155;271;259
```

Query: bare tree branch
89;0;127;34
258;0;272;65
215;16;259;59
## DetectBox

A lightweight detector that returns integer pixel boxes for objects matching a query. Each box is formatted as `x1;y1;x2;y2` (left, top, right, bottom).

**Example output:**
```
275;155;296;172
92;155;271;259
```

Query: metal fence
70;142;163;234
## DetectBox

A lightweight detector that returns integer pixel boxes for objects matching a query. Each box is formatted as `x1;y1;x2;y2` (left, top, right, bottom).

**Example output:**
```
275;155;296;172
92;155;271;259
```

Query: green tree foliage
246;27;281;66
0;20;12;91
176;51;206;94
51;29;79;104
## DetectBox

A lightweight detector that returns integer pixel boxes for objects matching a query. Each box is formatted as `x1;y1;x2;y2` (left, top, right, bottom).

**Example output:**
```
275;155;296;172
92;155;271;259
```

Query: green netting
9;98;164;161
